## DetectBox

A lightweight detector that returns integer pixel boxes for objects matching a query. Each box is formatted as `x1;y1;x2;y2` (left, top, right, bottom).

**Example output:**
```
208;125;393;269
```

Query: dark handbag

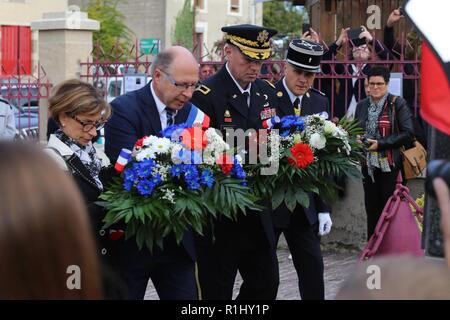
359;173;424;261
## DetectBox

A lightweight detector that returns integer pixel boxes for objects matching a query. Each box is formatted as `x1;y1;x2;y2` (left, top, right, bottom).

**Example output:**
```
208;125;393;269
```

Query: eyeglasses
160;70;201;91
71;115;107;132
368;82;386;88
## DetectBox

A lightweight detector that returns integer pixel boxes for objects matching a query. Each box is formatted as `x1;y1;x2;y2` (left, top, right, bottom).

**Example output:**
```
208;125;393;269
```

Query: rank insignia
224;109;232;122
277;91;283;97
260;107;272;120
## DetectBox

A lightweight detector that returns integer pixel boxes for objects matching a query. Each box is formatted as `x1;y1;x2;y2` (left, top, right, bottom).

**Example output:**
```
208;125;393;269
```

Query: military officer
272;39;333;300
191;24;279;300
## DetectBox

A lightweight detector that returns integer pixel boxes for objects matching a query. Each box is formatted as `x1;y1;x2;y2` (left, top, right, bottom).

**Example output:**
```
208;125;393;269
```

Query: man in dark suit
272;39;333;300
190;24;280;300
104;46;200;300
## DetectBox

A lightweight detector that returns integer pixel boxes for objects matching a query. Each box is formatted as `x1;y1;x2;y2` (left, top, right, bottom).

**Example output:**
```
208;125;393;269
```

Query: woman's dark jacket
354;93;415;168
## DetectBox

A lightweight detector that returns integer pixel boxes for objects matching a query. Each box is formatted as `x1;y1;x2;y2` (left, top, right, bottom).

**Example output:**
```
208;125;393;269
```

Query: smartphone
302;23;311;34
399;6;405;16
347;27;364;40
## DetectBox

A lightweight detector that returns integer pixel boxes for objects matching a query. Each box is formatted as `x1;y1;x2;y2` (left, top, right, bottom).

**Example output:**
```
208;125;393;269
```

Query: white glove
318;212;332;236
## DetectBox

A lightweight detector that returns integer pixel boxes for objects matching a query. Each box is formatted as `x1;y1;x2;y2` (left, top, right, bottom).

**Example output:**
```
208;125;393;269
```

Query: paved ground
144;248;357;300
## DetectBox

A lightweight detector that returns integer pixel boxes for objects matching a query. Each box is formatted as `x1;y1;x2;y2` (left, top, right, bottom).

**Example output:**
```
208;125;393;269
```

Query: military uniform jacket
191;65;279;248
272;78;332;228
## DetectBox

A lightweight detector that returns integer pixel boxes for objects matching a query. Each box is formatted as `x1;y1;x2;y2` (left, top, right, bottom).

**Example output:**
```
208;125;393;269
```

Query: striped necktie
166;107;175;127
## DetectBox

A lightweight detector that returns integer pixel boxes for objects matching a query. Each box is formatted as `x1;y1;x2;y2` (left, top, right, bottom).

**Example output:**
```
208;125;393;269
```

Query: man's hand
318;212;332;236
359;26;373;42
367;138;378;151
387;8;403;28
302;27;320;43
335;27;349;47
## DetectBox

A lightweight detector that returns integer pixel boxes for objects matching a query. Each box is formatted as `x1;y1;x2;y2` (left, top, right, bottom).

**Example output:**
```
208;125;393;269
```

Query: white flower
324;121;337;135
143;135;158;146
135;148;155;161
153;137;171;154
161;188;176;204
309;133;326;150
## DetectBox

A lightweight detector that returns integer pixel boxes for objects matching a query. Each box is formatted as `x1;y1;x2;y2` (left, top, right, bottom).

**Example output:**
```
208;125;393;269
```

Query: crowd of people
1;7;449;301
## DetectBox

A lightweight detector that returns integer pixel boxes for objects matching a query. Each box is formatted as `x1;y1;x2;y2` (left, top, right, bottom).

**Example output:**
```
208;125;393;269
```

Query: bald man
105;46;201;299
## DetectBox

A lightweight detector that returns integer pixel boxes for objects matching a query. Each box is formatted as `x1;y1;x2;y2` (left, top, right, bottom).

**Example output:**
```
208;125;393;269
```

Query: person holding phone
320;25;392;120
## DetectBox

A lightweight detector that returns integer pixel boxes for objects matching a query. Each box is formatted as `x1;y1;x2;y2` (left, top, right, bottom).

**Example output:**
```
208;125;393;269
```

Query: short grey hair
150;50;174;76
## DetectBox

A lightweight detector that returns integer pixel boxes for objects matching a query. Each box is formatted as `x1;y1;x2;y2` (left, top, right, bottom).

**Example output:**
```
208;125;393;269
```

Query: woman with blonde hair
0;142;101;299
45;79;126;298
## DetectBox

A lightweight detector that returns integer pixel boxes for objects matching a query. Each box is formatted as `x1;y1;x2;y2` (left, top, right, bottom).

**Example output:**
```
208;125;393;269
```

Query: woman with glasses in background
46;79;126;298
355;66;414;240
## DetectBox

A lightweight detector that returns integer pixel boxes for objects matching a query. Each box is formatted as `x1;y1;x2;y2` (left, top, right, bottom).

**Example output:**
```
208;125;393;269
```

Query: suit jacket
272;79;332;228
191;65;278;248
104;82;196;260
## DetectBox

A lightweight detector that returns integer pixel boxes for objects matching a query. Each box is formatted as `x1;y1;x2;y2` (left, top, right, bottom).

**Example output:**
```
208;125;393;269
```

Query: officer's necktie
293;97;301;116
166;107;175;127
243;91;250;108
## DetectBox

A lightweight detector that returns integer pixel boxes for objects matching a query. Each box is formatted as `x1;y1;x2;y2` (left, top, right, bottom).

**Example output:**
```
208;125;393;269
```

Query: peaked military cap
222;24;277;61
286;39;324;73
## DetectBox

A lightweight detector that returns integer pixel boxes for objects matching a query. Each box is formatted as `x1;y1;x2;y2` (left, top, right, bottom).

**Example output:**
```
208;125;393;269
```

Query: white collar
225;63;252;95
151;81;167;116
48;134;74;157
283;77;303;105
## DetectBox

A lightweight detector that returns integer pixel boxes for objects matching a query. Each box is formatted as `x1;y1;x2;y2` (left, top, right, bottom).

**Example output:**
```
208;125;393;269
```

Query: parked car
0;83;39;108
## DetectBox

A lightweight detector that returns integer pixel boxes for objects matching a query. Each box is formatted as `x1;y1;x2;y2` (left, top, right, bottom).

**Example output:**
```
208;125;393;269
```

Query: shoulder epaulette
309;87;326;96
196;84;211;95
263;79;275;89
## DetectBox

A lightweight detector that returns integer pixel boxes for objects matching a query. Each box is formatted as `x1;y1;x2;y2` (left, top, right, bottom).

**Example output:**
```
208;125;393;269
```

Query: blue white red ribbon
262;116;281;129
114;148;132;173
186;103;210;128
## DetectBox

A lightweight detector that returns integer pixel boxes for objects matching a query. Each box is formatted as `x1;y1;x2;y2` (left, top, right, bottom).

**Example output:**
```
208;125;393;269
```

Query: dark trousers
362;166;400;240
118;238;197;300
274;213;324;300
195;232;279;300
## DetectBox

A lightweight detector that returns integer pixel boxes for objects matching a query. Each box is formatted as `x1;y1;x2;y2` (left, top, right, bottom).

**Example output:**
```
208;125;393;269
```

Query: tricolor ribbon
114;148;132;173
262;116;281;129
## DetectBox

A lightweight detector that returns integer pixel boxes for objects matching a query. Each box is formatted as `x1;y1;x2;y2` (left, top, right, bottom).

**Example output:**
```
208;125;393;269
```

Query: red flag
420;42;450;135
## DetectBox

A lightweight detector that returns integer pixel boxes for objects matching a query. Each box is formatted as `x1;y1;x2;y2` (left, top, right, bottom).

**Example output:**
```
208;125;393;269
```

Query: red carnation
181;127;208;151
134;137;145;149
216;154;234;175
288;143;314;169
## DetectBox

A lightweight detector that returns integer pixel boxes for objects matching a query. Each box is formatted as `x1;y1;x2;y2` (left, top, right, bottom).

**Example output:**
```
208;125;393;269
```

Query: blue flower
136;179;156;196
170;164;184;177
200;169;215;188
161;123;188;140
137;158;155;178
123;167;138;189
232;162;247;180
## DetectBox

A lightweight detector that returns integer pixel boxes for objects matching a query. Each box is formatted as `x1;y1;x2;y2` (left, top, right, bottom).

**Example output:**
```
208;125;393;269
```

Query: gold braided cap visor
225;35;271;60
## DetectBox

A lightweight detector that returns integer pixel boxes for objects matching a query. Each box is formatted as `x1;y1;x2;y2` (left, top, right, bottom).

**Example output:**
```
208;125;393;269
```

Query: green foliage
99;175;261;252
263;1;306;37
84;0;134;61
263;1;307;58
172;0;194;51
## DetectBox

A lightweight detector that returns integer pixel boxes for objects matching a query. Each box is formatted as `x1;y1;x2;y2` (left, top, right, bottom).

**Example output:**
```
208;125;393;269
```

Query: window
228;0;242;15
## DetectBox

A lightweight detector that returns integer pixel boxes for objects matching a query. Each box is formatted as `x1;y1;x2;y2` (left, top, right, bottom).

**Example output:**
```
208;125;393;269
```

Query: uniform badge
260;107;272;120
232;94;237;99
277;91;283;97
224;109;232;123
